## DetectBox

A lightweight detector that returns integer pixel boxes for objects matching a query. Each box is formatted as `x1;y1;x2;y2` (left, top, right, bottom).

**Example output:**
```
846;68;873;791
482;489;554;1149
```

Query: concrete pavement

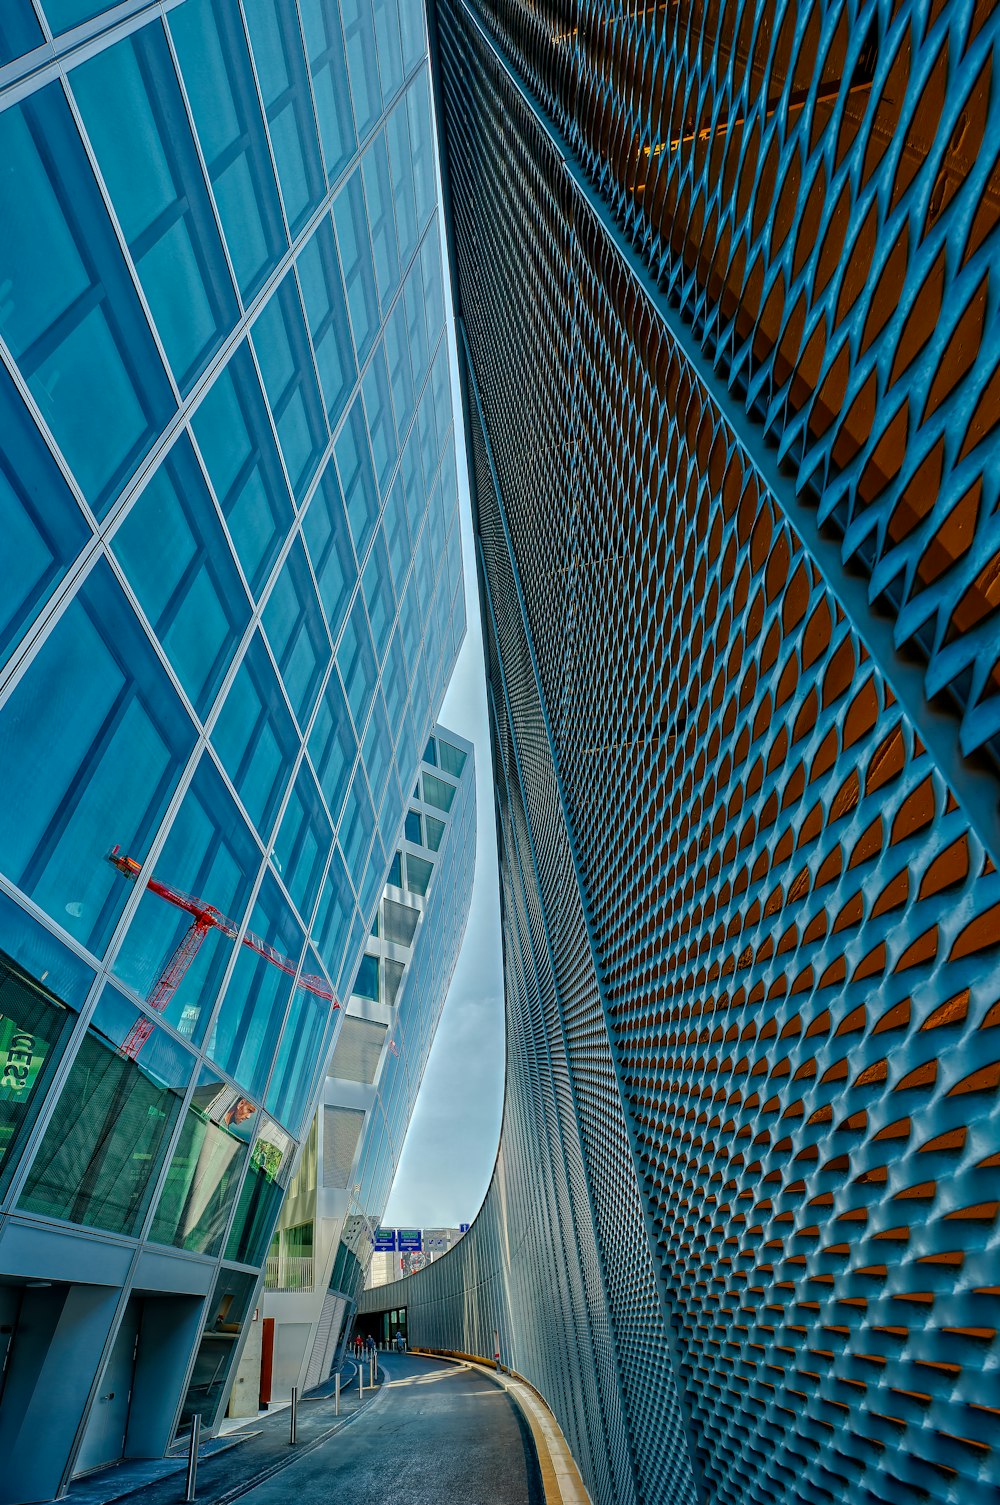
230;1354;543;1505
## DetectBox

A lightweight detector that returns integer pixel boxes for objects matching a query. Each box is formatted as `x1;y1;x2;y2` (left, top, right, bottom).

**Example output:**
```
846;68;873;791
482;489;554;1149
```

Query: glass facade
0;0;464;1492
261;727;474;1394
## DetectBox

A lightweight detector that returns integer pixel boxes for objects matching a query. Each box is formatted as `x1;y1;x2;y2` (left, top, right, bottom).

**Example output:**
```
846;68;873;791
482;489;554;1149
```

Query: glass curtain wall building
0;1;464;1498
258;726;473;1401
363;1;1000;1503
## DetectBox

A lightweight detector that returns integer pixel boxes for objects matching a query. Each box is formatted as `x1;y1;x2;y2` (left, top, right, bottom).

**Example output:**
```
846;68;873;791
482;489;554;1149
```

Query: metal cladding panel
363;0;1000;1499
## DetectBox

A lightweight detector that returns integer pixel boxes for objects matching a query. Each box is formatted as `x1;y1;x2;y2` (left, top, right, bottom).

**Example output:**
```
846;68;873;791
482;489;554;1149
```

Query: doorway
73;1297;141;1476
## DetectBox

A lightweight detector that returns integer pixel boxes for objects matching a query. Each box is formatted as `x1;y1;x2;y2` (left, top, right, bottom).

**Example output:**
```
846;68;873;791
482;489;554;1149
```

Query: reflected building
257;726;473;1401
0;1;464;1498
360;0;1000;1502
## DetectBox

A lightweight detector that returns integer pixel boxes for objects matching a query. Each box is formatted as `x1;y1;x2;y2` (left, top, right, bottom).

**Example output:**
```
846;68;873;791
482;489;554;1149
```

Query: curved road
234;1354;544;1505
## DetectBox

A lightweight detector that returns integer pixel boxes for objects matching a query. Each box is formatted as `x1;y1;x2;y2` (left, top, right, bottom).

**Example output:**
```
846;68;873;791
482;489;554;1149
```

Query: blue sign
372;1228;396;1251
459;1223;470;1233
397;1228;422;1251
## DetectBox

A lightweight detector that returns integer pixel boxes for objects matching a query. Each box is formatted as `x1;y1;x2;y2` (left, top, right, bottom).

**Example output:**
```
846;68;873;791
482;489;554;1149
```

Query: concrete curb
408;1349;592;1505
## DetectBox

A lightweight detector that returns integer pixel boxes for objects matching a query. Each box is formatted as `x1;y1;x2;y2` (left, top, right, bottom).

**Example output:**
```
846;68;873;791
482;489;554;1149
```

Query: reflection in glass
178;1267;258;1430
224;1116;293;1265
19;985;194;1236
149;1067;256;1256
0;948;78;1198
0;560;196;957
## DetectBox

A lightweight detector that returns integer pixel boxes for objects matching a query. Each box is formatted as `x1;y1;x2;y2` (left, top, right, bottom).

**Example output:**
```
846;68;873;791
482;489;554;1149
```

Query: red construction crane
109;846;338;1059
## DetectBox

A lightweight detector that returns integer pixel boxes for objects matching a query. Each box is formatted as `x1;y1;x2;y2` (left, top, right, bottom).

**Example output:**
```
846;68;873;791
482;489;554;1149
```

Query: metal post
289;1387;298;1445
359;1361;364;1397
184;1415;200;1502
334;1371;340;1415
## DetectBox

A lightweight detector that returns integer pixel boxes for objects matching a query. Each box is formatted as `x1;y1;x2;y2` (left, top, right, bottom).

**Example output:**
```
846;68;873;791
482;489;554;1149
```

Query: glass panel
0;561;196;957
333;172;380;365
381;478;411;597
382;627;408;730
336;396;381;560
19;984;194;1235
211;633;299;836
422;771;456;812
312;846;355;982
339;767;375;891
362;694;392;806
361;135;400;311
340;0;382;138
149;1067;256;1255
336;596;378;731
404;809;421;845
299;0;356;179
405;852;432;896
178;1268;258;1429
362;530;396;663
438;738;467;777
38;0;105;29
353;952;379;1002
302;465;357;644
265;956;333;1130
71;27;238;391
262;537;331;729
0;7;42;66
383;299;415;440
308;670;357;825
251;274;327;504
371;0;404;100
224;1115;294;1263
424;814;445;851
362;345;398;496
397;0;425;74
112;754;261;1045
0;86;173;513
192;342;294;596
205;875;303;1099
113;436;251;718
0;915;85;1197
387;850;402;886
297;220;356;428
407;68;436;233
273;763;332;924
0;363;89;670
170;0;286;302
243;0;326;234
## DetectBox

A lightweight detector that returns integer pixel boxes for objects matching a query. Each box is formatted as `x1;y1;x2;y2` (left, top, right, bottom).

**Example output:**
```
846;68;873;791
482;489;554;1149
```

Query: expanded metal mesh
363;1;1000;1501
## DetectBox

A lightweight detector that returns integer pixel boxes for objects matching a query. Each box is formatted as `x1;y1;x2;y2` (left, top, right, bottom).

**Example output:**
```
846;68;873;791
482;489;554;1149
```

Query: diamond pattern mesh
362;1;1000;1501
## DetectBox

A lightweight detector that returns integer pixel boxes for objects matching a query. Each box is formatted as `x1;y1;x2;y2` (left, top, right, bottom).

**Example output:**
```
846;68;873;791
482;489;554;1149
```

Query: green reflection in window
149;1068;255;1256
19;985;193;1236
224;1117;293;1265
0;951;78;1198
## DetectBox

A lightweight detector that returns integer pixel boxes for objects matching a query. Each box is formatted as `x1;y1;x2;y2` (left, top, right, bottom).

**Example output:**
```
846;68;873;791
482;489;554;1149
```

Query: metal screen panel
361;0;1000;1499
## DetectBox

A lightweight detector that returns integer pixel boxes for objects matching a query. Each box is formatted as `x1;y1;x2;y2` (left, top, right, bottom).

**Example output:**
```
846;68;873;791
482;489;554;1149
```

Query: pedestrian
395;1329;404;1352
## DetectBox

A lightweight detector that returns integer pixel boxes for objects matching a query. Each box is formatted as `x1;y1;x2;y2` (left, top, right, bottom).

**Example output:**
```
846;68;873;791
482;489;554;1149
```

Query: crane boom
109;846;338;1058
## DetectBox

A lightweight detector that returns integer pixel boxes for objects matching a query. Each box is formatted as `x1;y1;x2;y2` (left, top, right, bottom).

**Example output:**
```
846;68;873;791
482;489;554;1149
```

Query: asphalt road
232;1354;544;1505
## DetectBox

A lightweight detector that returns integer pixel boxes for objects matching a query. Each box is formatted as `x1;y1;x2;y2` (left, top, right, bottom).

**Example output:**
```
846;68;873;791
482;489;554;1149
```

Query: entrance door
74;1299;141;1476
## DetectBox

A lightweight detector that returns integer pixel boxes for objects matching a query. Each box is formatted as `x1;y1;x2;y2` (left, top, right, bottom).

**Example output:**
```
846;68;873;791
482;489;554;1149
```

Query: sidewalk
55;1362;385;1505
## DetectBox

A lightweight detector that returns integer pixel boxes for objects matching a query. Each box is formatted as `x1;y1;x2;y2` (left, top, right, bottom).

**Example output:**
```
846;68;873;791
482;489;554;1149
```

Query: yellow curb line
408;1349;592;1504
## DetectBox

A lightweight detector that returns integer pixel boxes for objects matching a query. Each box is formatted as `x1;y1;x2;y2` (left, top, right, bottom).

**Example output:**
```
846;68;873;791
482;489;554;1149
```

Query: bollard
184;1414;200;1502
359;1361;364;1398
334;1371;340;1416
289;1387;298;1445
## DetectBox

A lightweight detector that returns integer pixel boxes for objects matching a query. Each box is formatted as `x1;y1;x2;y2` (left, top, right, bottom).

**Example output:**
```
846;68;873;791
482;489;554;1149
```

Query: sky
382;355;506;1229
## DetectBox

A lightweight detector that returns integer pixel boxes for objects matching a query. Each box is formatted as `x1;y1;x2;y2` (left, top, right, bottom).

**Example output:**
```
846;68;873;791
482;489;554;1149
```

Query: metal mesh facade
362;0;1000;1500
